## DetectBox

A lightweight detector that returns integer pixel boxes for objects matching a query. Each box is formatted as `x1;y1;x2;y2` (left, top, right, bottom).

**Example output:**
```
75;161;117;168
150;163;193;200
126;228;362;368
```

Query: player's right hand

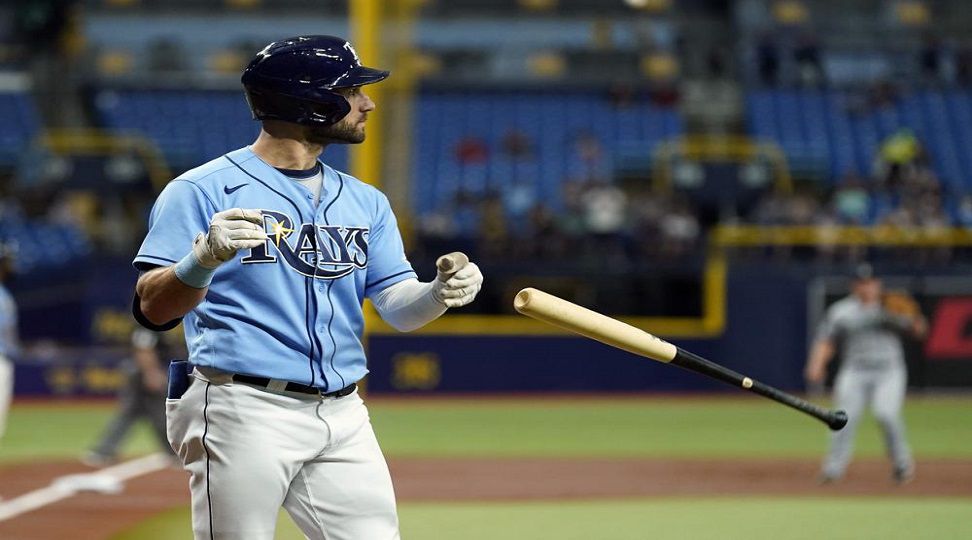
432;253;483;308
804;362;825;384
193;208;268;268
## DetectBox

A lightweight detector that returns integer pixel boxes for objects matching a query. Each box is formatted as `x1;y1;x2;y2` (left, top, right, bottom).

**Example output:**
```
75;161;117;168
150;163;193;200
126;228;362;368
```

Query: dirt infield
1;457;970;539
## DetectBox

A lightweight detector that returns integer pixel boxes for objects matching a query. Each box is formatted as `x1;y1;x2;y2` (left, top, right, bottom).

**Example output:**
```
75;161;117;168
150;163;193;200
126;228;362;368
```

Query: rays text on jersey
241;209;368;279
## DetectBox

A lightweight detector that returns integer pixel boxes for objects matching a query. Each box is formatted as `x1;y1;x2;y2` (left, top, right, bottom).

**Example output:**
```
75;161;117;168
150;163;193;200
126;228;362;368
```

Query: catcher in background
805;263;927;484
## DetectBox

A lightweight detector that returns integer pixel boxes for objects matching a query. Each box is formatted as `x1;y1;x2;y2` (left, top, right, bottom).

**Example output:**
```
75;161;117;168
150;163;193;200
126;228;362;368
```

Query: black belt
232;374;356;397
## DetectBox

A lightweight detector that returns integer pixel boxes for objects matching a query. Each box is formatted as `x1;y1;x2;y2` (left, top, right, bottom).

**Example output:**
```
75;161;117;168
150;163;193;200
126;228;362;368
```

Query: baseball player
0;243;17;444
804;264;926;484
82;327;183;466
132;36;483;539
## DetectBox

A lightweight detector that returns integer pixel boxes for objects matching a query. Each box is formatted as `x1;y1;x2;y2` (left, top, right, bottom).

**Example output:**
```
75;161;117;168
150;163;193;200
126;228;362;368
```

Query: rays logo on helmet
241;210;368;279
343;42;361;64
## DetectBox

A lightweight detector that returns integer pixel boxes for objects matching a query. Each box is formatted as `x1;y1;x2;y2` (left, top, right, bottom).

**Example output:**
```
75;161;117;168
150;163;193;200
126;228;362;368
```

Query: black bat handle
671;349;848;431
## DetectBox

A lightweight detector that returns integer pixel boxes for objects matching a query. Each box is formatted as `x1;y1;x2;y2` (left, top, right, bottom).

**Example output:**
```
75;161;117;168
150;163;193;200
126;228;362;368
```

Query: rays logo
241;210;368;279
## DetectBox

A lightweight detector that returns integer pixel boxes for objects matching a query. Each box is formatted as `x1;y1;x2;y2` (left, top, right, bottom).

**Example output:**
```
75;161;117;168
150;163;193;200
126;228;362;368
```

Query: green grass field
113;497;972;540
3;395;970;540
3;396;971;462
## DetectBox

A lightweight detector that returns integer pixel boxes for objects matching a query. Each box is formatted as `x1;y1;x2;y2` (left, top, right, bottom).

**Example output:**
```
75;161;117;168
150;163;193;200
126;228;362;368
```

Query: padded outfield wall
11;260;972;397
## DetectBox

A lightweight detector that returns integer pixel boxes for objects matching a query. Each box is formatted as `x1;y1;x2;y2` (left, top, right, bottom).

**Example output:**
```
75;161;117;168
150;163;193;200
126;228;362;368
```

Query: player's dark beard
306;120;365;145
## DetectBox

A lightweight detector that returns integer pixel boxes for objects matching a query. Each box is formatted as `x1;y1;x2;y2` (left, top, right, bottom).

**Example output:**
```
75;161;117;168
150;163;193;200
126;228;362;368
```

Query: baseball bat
436;252;469;280
513;288;848;431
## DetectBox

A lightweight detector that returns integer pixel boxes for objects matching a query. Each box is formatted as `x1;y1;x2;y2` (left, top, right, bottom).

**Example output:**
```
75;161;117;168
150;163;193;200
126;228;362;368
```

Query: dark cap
853;262;876;281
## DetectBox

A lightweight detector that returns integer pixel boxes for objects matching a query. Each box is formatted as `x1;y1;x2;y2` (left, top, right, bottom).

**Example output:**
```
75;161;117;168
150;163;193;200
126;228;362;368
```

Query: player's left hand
432;256;483;308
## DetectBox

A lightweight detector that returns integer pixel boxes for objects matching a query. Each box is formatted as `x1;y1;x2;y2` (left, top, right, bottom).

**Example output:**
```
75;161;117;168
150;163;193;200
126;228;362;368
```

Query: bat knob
828;410;848;431
436;252;469;280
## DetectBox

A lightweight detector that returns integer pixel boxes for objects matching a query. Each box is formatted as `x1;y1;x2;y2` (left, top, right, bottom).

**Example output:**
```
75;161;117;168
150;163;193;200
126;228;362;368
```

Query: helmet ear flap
243;87;273;121
243;87;351;126
299;94;352;126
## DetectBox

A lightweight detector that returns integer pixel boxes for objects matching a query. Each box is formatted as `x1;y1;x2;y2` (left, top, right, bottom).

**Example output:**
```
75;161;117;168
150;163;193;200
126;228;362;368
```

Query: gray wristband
173;251;217;289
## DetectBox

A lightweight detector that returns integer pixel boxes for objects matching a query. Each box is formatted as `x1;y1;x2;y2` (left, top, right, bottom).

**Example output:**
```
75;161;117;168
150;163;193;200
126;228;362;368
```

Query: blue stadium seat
746;89;972;189
94;89;349;173
413;90;683;218
0;92;42;167
95;88;683;219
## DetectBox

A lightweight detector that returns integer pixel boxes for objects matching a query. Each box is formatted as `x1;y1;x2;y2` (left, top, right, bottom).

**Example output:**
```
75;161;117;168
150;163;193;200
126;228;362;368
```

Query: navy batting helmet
241;35;389;127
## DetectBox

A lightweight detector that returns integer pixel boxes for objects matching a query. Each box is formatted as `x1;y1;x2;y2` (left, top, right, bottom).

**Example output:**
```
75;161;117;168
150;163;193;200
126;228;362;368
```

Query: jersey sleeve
364;193;417;298
815;305;841;342
133;180;216;271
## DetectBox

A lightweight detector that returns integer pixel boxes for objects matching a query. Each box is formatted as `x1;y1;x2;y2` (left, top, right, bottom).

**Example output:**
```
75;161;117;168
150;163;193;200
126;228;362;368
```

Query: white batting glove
432;256;483;308
192;208;268;268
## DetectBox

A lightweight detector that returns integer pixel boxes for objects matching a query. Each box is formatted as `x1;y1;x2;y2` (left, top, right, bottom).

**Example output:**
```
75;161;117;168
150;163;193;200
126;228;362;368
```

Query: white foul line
0;452;172;522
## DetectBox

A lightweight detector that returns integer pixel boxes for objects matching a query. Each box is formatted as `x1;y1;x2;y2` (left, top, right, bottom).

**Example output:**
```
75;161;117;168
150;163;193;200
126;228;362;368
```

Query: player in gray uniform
82;328;183;466
805;264;926;484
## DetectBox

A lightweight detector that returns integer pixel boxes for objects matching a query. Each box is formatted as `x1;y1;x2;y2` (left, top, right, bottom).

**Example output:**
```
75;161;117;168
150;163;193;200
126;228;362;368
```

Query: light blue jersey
134;146;416;390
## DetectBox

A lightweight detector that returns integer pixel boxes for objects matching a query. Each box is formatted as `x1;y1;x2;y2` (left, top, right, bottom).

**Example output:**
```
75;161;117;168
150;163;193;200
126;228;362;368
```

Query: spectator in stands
503;178;537;220
787;191;823;226
707;44;728;79
147;37;186;73
581;180;627;233
919;33;944;82
751;188;792;225
453;189;481;239
956;42;972;86
579;179;629;263
12;0;72;50
501;129;533;160
417;207;459;243
917;193;951;229
903;168;941;201
629;191;668;261
608;82;637;108
658;196;700;260
794;32;824;87
832;174;872;225
880;202;918;229
955;194;972;228
756;32;781;85
875;128;925;189
847;81;899;116
522;203;563;261
572;130;608;180
558;181;589;244
455;135;488;165
478;191;508;259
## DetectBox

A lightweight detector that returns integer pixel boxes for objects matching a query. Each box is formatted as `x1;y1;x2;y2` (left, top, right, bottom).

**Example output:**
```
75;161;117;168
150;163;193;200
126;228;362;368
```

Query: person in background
0;242;18;446
82;327;183;466
805;264;926;485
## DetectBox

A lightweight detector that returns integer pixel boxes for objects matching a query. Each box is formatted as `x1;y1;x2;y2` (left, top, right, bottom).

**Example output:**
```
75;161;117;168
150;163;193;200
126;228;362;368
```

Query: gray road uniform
817;296;915;478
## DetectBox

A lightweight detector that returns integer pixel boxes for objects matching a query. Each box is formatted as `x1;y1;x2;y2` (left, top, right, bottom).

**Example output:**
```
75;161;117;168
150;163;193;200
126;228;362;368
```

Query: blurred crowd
417;126;968;267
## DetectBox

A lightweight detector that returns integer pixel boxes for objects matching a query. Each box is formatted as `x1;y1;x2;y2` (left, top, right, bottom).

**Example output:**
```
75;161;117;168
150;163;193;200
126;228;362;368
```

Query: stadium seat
94;89;349;172
746;88;972;188
413;90;683;217
0;92;42;167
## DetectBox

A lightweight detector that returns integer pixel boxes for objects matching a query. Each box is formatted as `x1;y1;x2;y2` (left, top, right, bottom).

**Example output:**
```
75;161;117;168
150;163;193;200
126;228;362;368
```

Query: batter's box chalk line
0;452;171;522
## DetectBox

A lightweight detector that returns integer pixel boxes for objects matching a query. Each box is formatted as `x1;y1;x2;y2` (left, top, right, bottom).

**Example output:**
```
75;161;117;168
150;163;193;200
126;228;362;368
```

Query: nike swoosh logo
224;183;248;195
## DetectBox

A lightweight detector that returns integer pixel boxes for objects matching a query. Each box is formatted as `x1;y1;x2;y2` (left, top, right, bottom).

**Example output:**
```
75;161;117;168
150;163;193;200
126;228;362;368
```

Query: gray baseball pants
822;365;913;478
